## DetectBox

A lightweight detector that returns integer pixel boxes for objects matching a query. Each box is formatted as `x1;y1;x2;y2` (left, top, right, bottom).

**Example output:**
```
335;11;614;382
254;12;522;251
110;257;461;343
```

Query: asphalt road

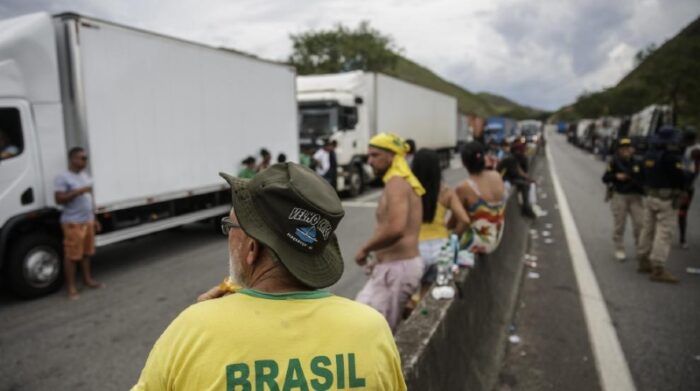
0;162;469;391
499;132;700;390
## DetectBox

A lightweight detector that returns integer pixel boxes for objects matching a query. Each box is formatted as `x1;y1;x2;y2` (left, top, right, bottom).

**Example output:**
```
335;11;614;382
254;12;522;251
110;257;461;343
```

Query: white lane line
546;144;636;391
342;201;378;208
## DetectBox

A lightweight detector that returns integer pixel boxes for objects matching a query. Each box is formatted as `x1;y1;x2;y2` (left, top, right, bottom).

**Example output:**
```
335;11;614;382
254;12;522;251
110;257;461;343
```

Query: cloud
0;0;698;111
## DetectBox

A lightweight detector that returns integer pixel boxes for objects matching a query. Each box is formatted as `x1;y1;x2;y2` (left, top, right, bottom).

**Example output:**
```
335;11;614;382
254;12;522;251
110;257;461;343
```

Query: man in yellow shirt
132;162;406;391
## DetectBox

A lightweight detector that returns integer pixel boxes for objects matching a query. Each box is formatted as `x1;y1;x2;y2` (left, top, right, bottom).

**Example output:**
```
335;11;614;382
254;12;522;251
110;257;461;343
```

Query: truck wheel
5;233;63;299
348;165;364;197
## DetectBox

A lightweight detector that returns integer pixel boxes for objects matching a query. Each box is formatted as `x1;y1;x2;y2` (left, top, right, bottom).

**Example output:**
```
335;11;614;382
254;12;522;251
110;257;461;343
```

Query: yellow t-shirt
132;289;406;391
419;201;449;241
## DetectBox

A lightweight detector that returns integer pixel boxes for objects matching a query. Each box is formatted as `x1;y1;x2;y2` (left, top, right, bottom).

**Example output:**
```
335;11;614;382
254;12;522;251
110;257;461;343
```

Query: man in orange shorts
54;147;103;300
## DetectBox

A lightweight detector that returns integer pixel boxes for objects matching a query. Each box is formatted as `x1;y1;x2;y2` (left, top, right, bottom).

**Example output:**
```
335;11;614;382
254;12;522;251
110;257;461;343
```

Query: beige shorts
62;222;96;261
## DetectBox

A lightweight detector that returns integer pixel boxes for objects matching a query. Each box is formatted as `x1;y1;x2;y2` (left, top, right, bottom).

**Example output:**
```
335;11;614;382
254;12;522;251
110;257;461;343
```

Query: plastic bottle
435;244;450;286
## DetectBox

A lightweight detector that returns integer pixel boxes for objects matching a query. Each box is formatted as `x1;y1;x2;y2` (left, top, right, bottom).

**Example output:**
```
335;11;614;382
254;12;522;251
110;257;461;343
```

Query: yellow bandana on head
369;133;426;196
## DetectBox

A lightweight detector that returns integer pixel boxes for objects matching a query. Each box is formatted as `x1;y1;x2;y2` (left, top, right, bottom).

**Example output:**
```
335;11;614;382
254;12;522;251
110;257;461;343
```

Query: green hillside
554;15;700;127
383;56;545;119
477;92;545;119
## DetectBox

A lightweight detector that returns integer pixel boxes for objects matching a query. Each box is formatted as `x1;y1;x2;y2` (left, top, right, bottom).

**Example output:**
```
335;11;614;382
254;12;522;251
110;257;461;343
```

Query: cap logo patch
295;226;318;244
288;207;332;240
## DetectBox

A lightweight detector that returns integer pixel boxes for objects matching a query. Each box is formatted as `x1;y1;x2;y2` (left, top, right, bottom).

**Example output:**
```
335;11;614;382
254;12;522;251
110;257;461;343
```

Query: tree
634;43;657;66
288;21;401;75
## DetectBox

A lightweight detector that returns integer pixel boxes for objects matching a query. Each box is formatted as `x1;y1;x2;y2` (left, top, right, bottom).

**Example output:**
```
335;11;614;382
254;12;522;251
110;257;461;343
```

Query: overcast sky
2;0;698;110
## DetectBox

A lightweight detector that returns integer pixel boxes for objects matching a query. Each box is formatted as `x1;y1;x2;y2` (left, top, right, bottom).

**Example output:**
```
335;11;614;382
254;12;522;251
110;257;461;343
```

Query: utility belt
645;188;680;200
646;188;686;209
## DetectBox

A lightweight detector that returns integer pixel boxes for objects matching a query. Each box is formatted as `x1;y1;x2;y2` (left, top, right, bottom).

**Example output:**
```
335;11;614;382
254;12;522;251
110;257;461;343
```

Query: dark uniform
602;139;644;259
636;127;686;283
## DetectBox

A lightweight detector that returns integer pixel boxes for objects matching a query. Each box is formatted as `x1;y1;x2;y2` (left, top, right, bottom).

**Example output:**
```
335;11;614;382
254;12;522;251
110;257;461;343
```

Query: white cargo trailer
0;12;298;297
297;71;457;196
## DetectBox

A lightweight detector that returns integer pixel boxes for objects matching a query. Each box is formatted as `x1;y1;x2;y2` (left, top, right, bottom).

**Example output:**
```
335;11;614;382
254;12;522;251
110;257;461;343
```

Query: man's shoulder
177;293;390;333
385;175;412;193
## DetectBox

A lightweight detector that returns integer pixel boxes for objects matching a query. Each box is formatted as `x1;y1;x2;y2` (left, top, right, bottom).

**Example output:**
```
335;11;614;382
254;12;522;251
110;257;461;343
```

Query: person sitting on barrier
133;163;407;390
499;140;537;218
411;148;470;284
453;142;506;254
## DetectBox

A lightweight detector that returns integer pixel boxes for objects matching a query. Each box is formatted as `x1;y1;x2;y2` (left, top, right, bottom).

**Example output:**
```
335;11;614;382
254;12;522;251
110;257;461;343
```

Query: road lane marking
546;143;636;391
342;201;378;208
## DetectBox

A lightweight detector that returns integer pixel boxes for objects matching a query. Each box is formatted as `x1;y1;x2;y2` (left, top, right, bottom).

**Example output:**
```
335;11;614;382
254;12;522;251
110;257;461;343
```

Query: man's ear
245;238;260;266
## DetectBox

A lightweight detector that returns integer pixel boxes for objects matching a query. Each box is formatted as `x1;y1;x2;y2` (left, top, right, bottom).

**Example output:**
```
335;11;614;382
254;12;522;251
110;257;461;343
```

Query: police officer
636;126;686;283
602;138;644;261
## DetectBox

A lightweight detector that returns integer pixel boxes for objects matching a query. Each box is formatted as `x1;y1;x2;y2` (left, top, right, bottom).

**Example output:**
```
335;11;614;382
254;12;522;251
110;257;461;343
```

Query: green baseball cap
219;162;345;289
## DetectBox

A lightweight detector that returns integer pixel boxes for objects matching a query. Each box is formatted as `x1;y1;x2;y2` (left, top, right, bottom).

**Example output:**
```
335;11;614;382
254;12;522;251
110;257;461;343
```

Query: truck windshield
299;107;338;138
520;126;538;136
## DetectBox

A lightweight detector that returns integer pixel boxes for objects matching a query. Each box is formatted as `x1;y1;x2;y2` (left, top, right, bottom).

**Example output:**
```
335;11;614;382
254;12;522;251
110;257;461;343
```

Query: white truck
297;71;457;196
628;104;673;139
0;13;298;298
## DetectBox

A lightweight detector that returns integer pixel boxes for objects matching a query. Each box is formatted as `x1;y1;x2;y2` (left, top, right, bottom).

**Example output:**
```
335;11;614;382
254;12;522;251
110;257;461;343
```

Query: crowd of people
602;128;700;283
46;129;538;388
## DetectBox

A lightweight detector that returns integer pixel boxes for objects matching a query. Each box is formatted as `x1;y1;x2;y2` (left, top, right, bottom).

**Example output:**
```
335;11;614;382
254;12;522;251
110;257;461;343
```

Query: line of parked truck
0;12;496;298
564;104;674;158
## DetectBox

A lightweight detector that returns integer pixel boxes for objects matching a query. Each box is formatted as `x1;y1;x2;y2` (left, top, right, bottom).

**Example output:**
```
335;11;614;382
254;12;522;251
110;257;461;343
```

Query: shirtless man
355;133;424;332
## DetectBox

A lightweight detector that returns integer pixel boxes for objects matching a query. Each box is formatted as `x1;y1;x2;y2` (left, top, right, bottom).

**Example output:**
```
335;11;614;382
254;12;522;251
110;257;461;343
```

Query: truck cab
0;13;68;297
297;74;372;196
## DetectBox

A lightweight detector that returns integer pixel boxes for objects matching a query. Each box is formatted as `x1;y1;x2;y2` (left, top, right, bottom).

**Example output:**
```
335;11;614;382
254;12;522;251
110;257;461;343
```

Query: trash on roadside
431;285;455;300
527;271;540;279
525;261;538;268
509;335;521;344
457;250;475;268
686;267;700;275
544;238;554;244
520;351;527;357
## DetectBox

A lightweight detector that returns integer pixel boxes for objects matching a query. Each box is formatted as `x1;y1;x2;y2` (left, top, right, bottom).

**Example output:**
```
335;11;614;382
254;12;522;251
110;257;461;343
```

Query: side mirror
339;107;358;131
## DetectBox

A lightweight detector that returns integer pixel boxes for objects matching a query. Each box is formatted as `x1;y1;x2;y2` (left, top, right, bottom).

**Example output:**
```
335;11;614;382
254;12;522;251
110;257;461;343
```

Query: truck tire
5;233;63;299
347;165;364;197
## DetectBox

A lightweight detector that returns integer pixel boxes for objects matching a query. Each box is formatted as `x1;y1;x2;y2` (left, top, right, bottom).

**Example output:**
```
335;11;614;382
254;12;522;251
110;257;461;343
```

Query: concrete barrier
395;175;533;390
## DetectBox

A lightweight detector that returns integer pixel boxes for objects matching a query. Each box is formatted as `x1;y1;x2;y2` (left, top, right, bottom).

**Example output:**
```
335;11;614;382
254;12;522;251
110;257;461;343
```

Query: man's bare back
356;177;422;264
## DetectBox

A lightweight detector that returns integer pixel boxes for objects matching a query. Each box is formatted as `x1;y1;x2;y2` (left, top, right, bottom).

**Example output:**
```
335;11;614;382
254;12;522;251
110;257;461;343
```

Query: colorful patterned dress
460;178;506;254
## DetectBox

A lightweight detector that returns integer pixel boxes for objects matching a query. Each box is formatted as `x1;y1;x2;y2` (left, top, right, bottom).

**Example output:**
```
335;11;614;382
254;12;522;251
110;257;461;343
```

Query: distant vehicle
592;117;622;158
484;117;517;144
0;13;298;298
574;119;595;149
557;121;568;134
297;71;457;195
517;120;543;144
628;104;674;152
628;104;673;138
